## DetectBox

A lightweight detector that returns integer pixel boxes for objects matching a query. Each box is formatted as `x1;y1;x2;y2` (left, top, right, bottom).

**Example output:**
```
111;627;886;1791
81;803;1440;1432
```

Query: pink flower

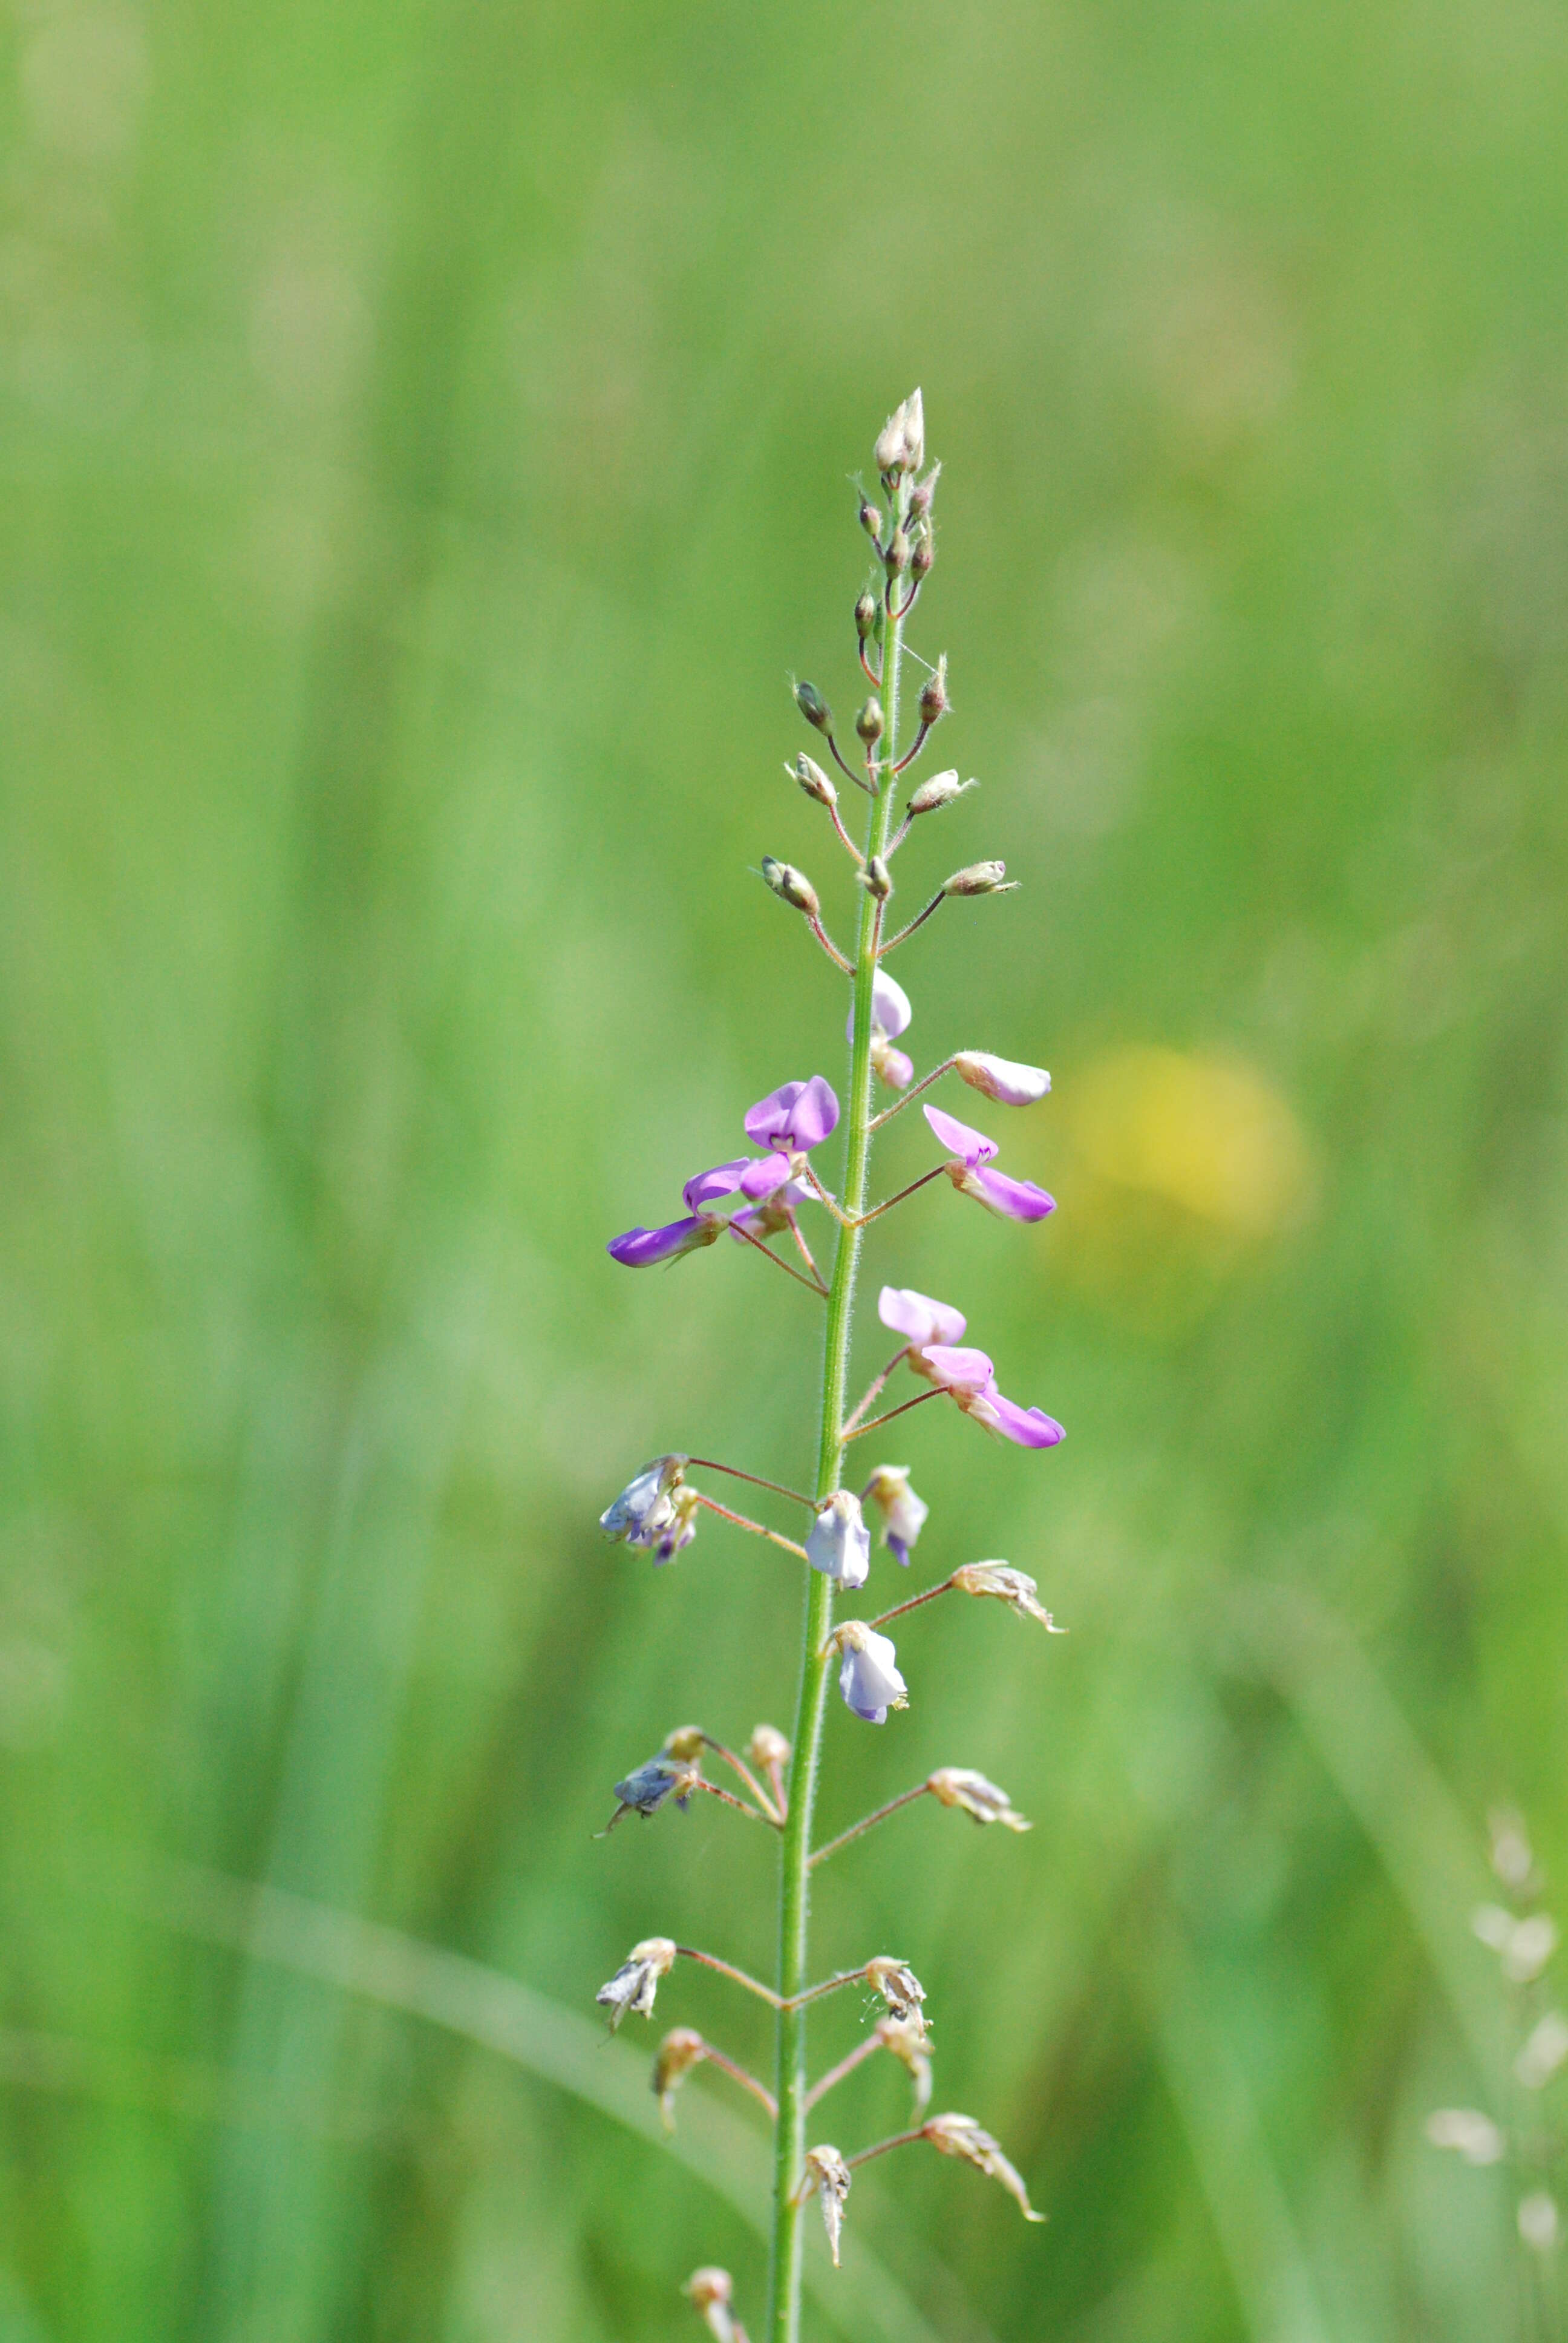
921;1344;1064;1450
923;1104;1054;1224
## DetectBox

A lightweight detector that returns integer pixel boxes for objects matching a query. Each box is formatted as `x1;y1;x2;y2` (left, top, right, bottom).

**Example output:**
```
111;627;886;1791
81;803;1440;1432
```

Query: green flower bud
859;854;892;900
794;680;832;734
884;529;910;575
854;591;878;641
907;768;976;816
858;497;883;539
942;860;1016;897
789;753;836;807
918;657;949;725
855;696;884;745
760;856;822;916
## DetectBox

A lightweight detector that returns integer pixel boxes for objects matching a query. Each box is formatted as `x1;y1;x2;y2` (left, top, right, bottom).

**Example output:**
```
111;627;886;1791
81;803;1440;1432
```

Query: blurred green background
4;0;1568;2335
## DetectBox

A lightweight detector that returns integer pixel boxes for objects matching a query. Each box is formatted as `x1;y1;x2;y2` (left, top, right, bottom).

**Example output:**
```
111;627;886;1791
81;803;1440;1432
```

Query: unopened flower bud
874;387;924;477
662;1723;706;1763
942;860;1016;897
760;856;821;917
865;1956;928;2031
858;853;892;899
790;753;836;807
912;536;934;580
858;497;883;540
950;1560;1064;1630
746;1722;791;1772
923;2112;1045;2221
884;528;910;575
906;768;976;817
918;658;949;724
800;2145;851;2266
909;462;941;518
653;2027;706;2131
855;696;884;744
854;591;878;640
794;679;833;734
595;1936;677;2031
955;1050;1051;1106
927;1766;1031;1830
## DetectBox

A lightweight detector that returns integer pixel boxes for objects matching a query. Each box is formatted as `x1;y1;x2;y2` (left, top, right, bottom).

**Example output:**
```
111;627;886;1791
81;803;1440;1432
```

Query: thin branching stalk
809;1784;932;1869
768;464;912;2343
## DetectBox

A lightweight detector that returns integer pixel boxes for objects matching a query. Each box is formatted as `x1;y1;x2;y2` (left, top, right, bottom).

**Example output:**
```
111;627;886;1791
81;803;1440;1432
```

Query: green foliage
2;0;1566;2335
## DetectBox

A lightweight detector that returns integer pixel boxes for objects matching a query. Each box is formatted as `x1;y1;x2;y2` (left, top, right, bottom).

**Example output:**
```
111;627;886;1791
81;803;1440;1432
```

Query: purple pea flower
878;1284;968;1365
740;1075;840;1198
921;1343;1065;1450
848;970;915;1091
923;1104;1055;1225
607;1214;725;1269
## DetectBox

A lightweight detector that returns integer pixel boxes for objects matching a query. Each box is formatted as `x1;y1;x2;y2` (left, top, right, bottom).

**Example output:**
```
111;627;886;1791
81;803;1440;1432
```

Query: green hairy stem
768;478;912;2343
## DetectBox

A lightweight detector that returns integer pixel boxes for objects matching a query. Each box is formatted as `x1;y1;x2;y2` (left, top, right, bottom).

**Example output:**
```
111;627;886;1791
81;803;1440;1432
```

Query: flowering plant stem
768;481;911;2343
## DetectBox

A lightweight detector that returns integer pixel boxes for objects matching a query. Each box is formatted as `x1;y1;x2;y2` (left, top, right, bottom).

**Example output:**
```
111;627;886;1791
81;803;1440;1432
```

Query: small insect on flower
950;1561;1065;1628
865;1956;929;2032
924;1104;1055;1225
876;2014;933;2114
833;1621;908;1723
595;1936;678;2033
1426;2108;1506;2166
800;2145;852;2266
683;2266;745;2343
653;2028;707;2131
954;1050;1051;1107
927;1767;1031;1830
920;1344;1064;1450
861;1464;928;1566
923;2112;1045;2220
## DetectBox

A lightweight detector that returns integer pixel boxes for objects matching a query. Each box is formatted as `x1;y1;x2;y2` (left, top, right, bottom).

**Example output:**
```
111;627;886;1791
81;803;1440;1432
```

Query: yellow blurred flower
1069;1047;1315;1237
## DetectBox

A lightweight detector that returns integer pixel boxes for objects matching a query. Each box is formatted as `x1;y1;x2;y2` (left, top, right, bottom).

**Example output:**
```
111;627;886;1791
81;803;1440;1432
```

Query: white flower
595;1936;677;2032
1474;1905;1558;1983
599;1457;686;1544
955;1050;1051;1107
1520;2193;1560;2253
800;2144;851;2266
834;1622;907;1723
927;1767;1031;1831
1426;2108;1506;2165
806;1492;871;1588
861;1465;928;1565
1517;2012;1568;2091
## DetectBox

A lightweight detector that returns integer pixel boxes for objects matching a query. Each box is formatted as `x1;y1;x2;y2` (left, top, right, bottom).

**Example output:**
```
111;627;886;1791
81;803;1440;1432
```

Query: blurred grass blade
132;1862;951;2343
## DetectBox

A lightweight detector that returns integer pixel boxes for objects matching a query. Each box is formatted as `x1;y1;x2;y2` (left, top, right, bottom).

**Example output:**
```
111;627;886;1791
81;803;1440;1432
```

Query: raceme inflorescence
596;392;1065;2343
